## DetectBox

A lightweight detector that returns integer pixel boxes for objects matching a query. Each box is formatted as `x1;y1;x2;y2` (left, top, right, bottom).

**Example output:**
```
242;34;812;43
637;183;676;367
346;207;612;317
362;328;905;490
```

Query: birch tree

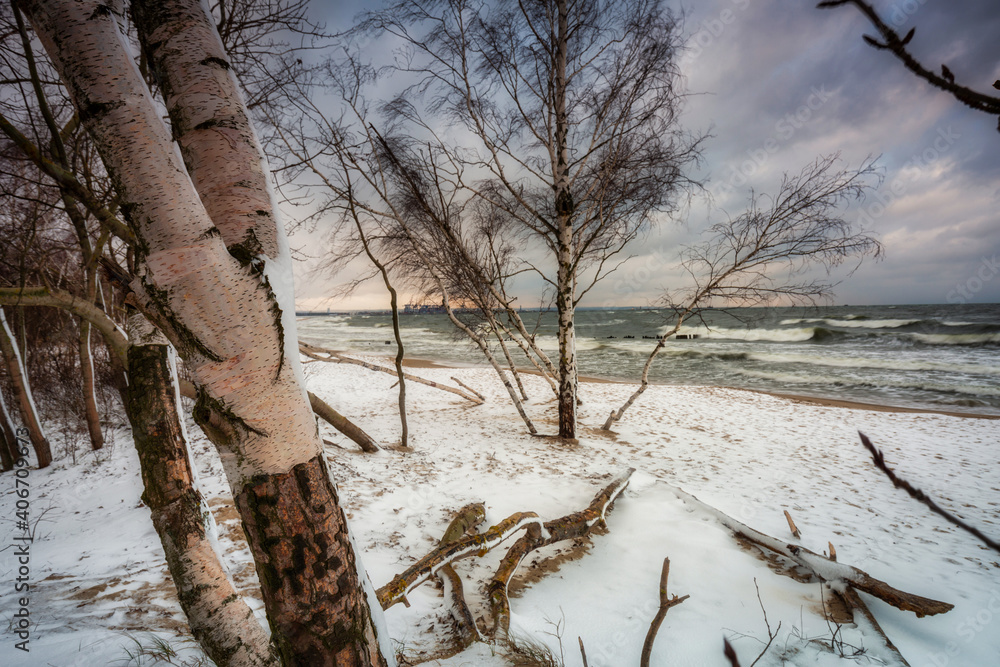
361;0;701;438
16;0;391;663
0;308;51;467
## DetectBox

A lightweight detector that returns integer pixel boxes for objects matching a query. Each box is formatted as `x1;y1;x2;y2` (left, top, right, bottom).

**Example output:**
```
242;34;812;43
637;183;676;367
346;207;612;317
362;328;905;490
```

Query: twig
749;578;780;667
639;557;690;667
783;510;801;539
578;636;589;667
451;377;485;402
858;432;1000;553
723;637;742;667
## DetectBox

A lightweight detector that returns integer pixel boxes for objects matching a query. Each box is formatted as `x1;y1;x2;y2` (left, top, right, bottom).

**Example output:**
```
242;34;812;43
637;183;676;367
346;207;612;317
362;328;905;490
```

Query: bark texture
0;309;51;468
18;0;390;663
0;389;19;471
124;317;276;667
234;455;385;667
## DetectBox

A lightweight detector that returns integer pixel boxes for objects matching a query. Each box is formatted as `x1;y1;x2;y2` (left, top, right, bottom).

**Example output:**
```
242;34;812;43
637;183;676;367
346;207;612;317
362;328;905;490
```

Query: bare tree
818;0;1000;131
603;156;883;429
17;0;390;663
0;308;50;467
359;0;702;438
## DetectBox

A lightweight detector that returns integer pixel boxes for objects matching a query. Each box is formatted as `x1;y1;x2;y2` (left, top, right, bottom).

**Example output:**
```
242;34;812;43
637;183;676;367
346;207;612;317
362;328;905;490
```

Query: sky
288;0;1000;311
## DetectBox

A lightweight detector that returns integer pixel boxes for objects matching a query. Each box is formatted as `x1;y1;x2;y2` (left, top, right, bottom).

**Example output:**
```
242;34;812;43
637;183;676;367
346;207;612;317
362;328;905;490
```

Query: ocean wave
910;332;1000;346
665;325;827;343
738;369;1000;398
780;317;919;329
748;351;1000;376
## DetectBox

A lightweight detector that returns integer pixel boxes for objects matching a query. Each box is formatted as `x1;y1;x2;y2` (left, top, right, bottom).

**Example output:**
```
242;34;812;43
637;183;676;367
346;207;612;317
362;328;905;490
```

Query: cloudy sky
289;0;1000;311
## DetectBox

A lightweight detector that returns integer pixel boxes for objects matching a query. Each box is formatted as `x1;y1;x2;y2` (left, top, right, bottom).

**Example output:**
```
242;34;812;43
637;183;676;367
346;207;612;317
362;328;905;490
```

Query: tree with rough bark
356;0;701;439
16;0;391;664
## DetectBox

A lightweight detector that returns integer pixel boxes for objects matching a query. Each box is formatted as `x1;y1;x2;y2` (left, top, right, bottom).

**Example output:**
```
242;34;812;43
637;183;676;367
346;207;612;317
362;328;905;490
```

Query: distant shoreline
314;347;1000;421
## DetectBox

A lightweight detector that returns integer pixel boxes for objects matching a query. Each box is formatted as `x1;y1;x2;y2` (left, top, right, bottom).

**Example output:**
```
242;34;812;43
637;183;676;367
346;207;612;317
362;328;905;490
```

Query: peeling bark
18;0;390;662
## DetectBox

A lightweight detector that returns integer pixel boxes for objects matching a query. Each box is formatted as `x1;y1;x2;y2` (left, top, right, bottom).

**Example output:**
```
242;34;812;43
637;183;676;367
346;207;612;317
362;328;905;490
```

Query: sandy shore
383;352;1000;420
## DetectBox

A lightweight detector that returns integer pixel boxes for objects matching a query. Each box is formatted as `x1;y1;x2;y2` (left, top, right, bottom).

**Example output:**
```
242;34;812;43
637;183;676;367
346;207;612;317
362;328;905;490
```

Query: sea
297;303;1000;416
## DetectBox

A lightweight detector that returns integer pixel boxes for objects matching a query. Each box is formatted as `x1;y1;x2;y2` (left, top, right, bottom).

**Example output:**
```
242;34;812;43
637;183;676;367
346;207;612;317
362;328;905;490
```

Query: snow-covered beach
2;354;998;666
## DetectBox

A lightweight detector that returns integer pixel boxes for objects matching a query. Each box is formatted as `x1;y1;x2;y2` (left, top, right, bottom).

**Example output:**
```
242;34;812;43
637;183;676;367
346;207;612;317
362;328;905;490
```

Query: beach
298;303;1000;417
3;351;998;666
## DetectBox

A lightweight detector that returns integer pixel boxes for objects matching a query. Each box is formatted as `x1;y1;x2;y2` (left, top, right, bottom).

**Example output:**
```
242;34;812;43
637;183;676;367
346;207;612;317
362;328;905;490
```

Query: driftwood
664;484;953;617
377;468;635;636
841;587;911;666
299;342;484;405
178;378;380;453
435;503;487;648
486;469;635;636
377;512;543;610
640;557;689;667
307;392;380;453
451;377;485;402
784;510;801;539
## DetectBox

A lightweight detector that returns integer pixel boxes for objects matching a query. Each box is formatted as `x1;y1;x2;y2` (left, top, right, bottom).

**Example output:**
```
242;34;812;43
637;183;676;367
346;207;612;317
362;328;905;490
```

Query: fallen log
451;377;486;402
300;342;484;405
308;391;380;453
435;503;487;648
377;468;635;627
664;483;953;617
377;512;543;610
486;469;635;636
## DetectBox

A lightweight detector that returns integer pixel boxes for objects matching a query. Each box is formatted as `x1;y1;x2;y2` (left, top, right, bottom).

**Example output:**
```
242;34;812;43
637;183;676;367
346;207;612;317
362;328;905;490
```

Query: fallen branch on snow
663;482;953;617
299;342;484;405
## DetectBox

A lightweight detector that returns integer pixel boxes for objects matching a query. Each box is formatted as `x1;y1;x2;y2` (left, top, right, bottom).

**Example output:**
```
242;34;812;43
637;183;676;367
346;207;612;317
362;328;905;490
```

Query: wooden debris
784;510;801;539
299;342;484;405
486;469;635;636
640;557;690;667
451;376;486;402
665;484;953;617
435;503;487;648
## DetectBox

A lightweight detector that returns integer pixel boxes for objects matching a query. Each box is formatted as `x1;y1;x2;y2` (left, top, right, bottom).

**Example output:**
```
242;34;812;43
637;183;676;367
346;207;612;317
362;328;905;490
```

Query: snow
1;354;998;666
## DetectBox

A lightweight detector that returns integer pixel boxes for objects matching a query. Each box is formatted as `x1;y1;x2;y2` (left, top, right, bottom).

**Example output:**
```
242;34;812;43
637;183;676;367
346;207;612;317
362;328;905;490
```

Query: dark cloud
292;0;1000;308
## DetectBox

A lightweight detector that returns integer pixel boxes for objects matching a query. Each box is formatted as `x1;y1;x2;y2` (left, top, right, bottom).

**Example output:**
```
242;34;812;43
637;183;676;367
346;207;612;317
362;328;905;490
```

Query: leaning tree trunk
124;312;277;667
19;0;390;664
0;385;19;471
78;319;105;449
0;309;51;468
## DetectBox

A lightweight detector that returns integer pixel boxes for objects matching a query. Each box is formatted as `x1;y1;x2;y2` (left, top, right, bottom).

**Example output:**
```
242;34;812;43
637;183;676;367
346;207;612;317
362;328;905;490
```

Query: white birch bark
0;308;51;467
18;0;390;663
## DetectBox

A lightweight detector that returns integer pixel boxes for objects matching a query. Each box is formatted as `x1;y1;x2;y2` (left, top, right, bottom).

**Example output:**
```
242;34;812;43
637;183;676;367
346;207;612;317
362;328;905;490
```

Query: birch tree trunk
18;0;390;663
553;0;577;439
124;312;277;667
78;320;105;449
0;309;51;468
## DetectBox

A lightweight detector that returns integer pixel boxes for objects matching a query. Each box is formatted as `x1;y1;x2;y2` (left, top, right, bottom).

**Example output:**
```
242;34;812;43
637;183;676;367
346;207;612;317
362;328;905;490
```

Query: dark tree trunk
124;316;276;667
